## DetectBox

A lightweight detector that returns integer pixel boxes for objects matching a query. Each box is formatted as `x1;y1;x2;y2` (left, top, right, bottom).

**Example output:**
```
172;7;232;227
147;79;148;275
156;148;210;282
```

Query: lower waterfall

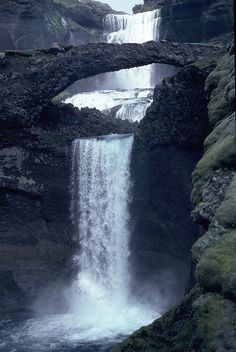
71;135;133;310
0;135;158;352
70;134;157;336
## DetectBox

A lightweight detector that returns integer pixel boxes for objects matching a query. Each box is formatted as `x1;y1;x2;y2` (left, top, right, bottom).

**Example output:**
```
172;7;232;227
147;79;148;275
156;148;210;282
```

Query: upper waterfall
104;10;161;89
105;10;161;43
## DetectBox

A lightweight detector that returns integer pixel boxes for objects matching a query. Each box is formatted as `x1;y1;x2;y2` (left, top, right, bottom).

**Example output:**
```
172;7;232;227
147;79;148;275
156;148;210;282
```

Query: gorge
0;1;235;352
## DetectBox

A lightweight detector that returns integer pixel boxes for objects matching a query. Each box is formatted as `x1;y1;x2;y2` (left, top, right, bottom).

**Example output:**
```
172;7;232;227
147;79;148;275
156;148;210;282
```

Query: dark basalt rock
54;0;120;30
160;0;234;42
128;63;214;312
133;0;163;14
135;65;211;150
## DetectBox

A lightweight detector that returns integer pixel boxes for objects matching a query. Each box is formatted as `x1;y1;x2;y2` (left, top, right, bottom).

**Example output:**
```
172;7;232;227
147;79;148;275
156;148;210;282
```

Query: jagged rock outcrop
0;41;221;129
160;0;234;42
113;44;235;352
0;0;117;50
133;0;162;14
0;103;134;318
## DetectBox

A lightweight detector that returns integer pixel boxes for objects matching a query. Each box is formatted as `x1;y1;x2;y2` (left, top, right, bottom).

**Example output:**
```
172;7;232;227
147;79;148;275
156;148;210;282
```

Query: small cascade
65;89;153;122
61;17;76;46
116;101;151;122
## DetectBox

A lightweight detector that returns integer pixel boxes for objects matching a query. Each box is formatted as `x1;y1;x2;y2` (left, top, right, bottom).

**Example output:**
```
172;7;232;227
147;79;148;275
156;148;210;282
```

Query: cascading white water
61;17;75;46
104;10;161;89
71;135;133;307
69;134;157;337
65;89;153;122
116;101;151;122
105;10;161;43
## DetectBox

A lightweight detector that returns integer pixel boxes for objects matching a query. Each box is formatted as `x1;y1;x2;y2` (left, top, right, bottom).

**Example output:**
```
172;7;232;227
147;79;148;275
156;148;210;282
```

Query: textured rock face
113;45;236;352
0;103;134;317
160;0;234;42
133;0;162;13
129;63;212;311
0;0;117;50
0;0;67;50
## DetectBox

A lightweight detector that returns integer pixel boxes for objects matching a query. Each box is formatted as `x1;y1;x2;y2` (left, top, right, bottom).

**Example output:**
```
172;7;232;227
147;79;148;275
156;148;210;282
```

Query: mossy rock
192;135;236;204
215;174;236;228
196;231;236;298
194;293;236;352
192;224;225;263
204;113;235;151
113;289;202;352
206;52;235;126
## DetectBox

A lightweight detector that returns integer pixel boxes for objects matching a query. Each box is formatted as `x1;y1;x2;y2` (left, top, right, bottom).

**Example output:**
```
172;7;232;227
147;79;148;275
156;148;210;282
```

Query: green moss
206;53;235;126
192;135;236;204
204;113;235;151
215;175;236;228
195;293;236;351
196;231;236;297
113;289;201;352
192;224;225;263
52;90;71;104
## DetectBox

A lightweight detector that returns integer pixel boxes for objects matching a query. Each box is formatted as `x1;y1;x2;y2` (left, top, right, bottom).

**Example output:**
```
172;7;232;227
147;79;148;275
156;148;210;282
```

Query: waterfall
69;134;156;337
61;17;76;46
71;134;133;309
116;101;151;122
104;10;161;88
105;10;161;43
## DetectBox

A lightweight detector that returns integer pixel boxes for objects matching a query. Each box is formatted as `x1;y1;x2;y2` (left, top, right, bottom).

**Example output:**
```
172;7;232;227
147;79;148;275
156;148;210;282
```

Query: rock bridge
0;41;221;128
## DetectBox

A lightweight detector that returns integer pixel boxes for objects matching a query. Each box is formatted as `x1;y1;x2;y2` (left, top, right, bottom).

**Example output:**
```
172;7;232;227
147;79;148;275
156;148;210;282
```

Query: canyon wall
114;41;236;352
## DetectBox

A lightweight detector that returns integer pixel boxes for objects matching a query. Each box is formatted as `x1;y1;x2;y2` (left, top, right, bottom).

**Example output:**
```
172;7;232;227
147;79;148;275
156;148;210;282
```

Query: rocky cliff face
160;0;234;42
129;64;211;310
113;42;236;352
0;0;117;50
